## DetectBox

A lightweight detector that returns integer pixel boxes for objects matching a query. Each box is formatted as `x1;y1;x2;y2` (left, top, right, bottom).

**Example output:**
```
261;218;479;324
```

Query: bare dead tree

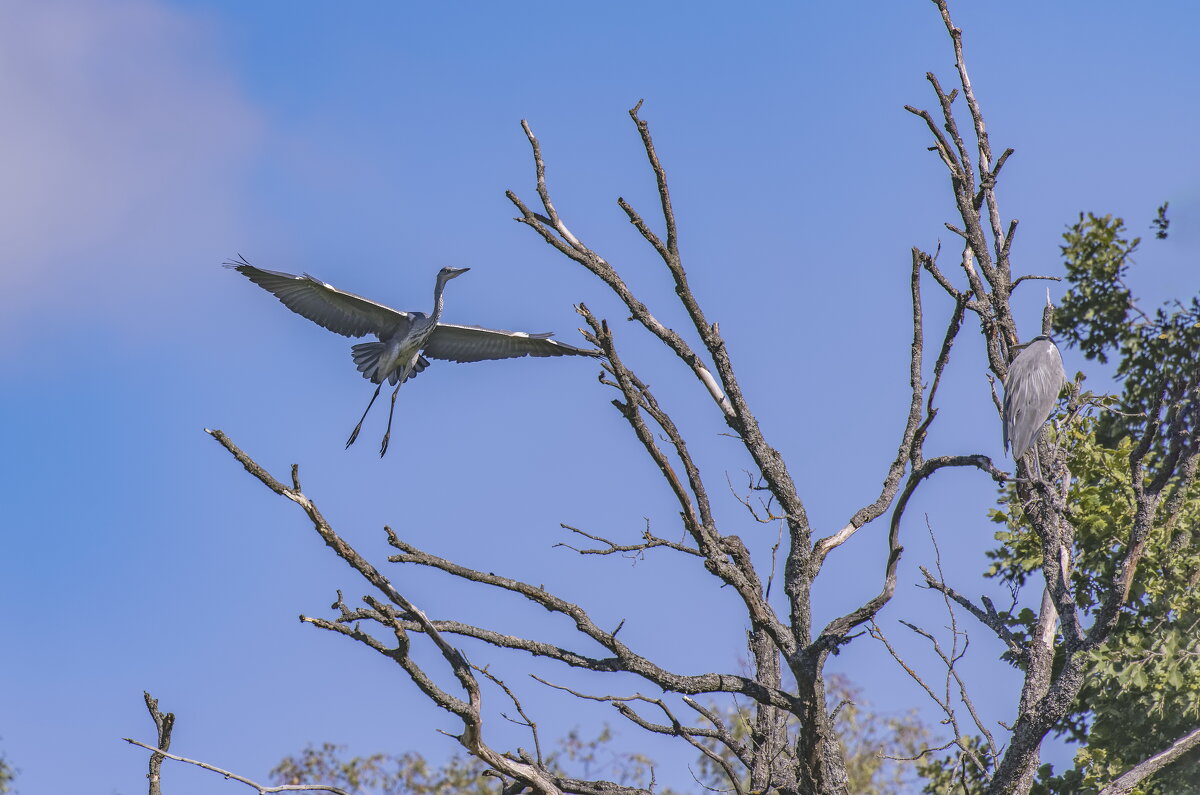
201;2;1200;795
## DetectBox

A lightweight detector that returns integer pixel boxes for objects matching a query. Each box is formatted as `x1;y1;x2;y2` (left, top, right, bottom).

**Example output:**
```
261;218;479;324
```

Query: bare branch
923;526;999;764
816;454;1005;651
813;249;928;565
507;122;732;417
383;531;799;711
903;104;962;177
626;100;679;260
868;622;990;779
1009;275;1061;290
474;664;545;767
922;247;972;304
205;430;478;717
579;307;794;660
907;1;1024;376
533;677;748;795
520;119;584;251
507;117;816;716
556;522;701;559
914;288;971;456
211;431;649;795
925;72;974;192
919;567;1024;662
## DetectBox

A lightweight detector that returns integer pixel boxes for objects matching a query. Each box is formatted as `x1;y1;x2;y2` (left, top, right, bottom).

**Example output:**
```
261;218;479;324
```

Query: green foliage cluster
0;752;12;795
988;418;1200;793
1055;211;1200;448
989;421;1141;611
1055;212;1143;365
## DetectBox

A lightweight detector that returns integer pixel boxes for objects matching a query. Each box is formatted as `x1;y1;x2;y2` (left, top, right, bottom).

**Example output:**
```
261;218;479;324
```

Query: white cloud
0;0;261;345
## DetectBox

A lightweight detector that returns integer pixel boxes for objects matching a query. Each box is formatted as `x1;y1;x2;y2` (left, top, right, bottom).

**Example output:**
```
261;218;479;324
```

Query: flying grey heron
227;256;599;456
1002;293;1067;475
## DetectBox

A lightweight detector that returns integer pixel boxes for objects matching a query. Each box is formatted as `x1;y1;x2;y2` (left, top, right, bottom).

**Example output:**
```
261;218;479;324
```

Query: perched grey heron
1002;293;1067;475
228;256;599;456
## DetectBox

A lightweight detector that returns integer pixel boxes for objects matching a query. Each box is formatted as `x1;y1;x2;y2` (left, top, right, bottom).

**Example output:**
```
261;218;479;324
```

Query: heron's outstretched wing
422;323;601;363
227;257;411;339
1003;338;1066;457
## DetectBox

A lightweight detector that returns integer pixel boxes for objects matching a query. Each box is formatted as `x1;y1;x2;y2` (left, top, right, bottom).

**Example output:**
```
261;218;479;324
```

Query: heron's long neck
431;277;449;322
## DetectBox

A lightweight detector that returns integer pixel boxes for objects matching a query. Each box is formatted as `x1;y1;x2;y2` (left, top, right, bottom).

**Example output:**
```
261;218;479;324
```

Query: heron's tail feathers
351;342;386;383
350;343;430;385
409;355;430;382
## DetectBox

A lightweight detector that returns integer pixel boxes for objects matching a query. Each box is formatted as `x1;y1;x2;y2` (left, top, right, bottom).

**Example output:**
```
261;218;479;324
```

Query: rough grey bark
141;692;173;795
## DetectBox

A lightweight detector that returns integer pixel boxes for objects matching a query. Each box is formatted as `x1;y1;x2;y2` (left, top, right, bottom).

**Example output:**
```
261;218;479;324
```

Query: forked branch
207;429;641;795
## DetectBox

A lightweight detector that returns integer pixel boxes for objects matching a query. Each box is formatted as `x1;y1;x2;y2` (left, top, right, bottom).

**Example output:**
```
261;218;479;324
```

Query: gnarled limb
208;430;651;795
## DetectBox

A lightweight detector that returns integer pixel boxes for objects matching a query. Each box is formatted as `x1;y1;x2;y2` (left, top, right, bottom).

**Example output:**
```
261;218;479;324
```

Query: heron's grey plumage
227;256;599;455
1003;335;1066;460
231;264;409;339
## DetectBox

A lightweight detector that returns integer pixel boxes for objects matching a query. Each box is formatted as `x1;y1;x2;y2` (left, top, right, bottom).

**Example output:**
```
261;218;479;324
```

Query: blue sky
2;2;1199;792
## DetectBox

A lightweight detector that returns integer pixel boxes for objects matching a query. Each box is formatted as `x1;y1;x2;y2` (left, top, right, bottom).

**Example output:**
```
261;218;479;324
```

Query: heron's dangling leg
379;382;403;457
347;383;383;449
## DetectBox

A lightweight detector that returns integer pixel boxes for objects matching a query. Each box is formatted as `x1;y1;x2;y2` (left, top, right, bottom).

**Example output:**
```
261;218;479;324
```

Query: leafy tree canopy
1055;208;1200;448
